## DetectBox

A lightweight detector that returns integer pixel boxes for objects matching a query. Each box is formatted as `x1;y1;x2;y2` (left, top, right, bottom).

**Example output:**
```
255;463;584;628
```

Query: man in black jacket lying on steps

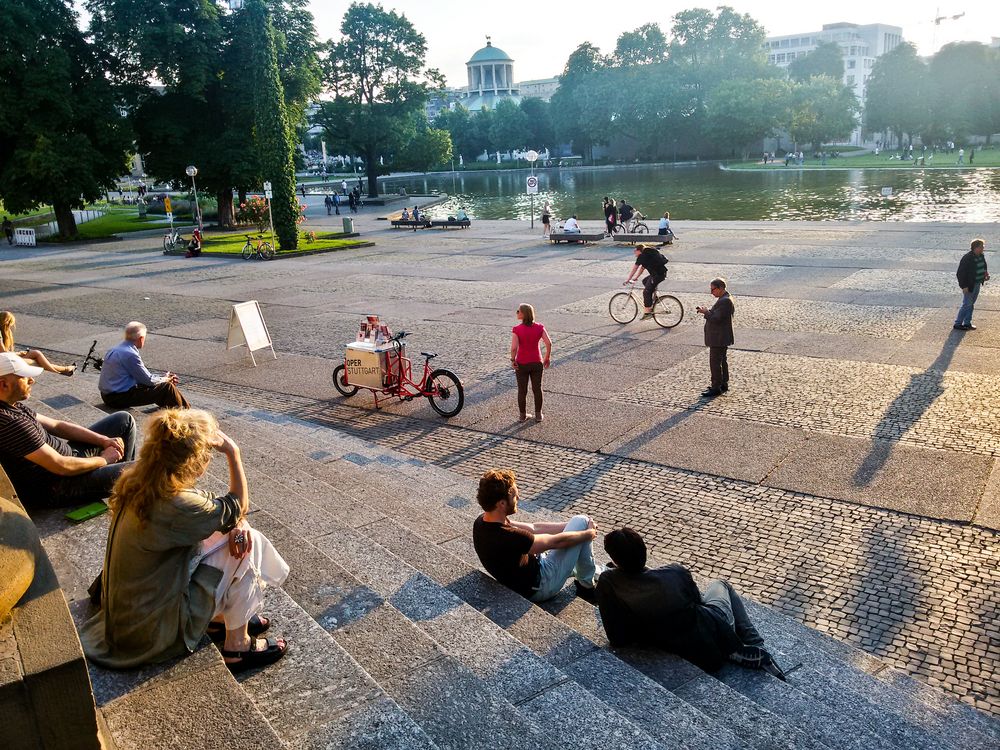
595;527;786;679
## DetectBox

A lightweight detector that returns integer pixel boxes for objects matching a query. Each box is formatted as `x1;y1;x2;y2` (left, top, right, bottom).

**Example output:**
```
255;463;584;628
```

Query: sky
307;0;999;86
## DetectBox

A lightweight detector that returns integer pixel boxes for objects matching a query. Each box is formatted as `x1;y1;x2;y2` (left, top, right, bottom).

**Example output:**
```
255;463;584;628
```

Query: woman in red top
510;303;552;423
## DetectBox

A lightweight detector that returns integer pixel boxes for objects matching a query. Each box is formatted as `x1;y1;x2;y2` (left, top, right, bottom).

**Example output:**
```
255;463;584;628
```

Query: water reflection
382;164;1000;222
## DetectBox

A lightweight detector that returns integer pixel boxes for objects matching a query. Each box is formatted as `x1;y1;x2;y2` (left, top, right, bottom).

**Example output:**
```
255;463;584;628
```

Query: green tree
788;41;844;82
489;98;530;150
706;78;793;159
317;2;441;196
864;42;927;147
88;0;320;228
928;42;1000;144
551;42;607;158
789;75;859;151
434;105;485;160
471;108;495;158
0;0;131;238
247;0;299;250
519;98;555;150
613;23;667;67
398;126;452;172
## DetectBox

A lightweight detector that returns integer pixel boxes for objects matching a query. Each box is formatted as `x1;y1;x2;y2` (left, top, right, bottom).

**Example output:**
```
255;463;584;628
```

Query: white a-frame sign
227;301;276;366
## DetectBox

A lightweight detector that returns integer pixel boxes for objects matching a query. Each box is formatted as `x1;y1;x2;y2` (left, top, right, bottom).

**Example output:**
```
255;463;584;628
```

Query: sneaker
729;644;766;668
640;313;654;320
761;652;788;682
574;580;598;605
967;324;977;330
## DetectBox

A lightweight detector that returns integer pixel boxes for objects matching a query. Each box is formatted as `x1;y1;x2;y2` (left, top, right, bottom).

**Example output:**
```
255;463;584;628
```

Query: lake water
384;164;1000;222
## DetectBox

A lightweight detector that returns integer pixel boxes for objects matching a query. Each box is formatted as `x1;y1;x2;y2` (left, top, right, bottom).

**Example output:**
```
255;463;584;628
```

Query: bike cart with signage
332;316;464;417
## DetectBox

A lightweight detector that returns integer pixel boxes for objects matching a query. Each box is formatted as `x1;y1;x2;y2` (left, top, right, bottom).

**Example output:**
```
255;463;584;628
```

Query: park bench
390;219;431;231
428;219;471;229
549;231;605;244
613;232;672;245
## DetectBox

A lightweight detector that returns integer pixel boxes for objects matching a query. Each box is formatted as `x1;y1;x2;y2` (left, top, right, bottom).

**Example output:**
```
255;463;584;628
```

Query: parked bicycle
241;234;275;260
162;227;182;254
333;330;465;417
609;280;683;328
613;211;649;234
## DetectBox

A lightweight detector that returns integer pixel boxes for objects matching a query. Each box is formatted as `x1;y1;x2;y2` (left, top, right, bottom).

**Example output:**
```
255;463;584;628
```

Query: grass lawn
727;148;1000;170
201;231;366;255
40;209;184;241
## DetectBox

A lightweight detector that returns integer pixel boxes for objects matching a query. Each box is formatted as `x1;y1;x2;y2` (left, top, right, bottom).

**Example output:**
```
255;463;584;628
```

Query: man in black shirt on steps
596;527;786;679
472;469;599;603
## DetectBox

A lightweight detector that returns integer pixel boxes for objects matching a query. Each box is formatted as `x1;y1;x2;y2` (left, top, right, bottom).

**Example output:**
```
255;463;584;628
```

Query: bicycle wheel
426;368;464;417
612;222;625;235
241;242;253;260
260;242;275;260
608;292;639;324
652;294;684;329
332;365;358;396
633;223;649;234
162;235;173;253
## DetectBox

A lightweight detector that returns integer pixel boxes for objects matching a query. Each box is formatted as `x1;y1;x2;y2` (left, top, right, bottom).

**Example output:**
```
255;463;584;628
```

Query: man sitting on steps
99;322;190;410
596;527;786;679
0;352;136;508
472;468;600;603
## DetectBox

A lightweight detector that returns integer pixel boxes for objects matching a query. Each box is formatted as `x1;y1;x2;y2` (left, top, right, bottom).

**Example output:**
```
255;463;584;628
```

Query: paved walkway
3;214;998;713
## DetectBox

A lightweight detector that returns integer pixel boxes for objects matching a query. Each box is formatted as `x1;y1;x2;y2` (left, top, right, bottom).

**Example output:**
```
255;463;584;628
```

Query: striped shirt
0;401;71;495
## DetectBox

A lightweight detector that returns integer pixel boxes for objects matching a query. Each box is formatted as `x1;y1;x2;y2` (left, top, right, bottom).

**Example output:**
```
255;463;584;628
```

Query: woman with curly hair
0;311;75;376
81;409;290;672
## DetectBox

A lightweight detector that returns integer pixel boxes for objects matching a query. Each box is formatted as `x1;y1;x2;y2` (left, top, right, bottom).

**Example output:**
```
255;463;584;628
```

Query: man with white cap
0;352;136;508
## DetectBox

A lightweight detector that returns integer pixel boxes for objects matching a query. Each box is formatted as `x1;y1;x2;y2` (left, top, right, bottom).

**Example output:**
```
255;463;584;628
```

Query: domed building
460;37;521;112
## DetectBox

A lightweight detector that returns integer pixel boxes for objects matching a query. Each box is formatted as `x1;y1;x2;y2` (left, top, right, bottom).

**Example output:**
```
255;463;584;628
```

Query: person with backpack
623;243;668;320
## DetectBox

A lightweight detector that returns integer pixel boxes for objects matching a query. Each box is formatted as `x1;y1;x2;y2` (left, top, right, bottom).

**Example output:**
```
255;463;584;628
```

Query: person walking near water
510;303;552;423
954;238;988;331
541;201;552;237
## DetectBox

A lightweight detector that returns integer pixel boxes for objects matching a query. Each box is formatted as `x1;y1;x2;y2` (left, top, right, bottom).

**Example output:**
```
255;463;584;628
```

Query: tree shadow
852;330;963;487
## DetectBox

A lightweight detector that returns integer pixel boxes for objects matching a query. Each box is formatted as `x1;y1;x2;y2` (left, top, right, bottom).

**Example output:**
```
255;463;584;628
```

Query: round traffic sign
525;150;539;163
526;176;538;188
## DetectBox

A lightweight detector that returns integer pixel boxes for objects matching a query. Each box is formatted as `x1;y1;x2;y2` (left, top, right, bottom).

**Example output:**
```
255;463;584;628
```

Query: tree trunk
365;150;379;197
53;201;78;239
216;190;235;229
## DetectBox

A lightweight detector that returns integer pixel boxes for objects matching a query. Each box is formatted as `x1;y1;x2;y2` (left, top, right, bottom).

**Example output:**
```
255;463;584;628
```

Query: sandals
207;614;271;642
60;364;77;377
221;636;288;673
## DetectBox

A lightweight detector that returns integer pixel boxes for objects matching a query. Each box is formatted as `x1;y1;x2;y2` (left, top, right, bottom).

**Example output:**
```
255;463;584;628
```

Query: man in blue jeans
0;353;136;508
596;527;785;679
954;238;989;331
472;468;600;603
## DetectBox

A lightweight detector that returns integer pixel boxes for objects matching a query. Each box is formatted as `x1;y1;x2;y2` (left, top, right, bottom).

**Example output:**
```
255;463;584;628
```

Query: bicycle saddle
421;351;438;359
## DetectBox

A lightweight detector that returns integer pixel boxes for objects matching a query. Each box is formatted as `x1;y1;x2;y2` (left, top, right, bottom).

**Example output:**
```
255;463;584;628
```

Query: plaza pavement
2;205;998;714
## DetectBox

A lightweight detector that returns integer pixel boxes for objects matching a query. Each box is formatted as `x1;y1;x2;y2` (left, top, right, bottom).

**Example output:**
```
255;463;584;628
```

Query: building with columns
461;38;521;111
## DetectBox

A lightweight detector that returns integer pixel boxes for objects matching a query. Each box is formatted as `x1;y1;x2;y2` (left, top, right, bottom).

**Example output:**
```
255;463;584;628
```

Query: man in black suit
696;278;734;398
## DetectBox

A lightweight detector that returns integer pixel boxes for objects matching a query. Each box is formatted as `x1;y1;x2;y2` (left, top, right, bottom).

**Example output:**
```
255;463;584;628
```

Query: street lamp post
185;165;201;230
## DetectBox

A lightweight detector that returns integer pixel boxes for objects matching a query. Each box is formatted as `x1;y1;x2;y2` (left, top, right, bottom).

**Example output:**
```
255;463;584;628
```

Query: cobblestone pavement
612;349;1000;455
5;219;999;715
558;291;935;339
184;376;1000;715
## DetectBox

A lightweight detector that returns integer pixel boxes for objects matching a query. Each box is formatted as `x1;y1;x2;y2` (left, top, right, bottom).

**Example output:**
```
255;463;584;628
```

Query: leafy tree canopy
317;2;442;195
0;0;131;237
613;23;667;67
788;41;843;82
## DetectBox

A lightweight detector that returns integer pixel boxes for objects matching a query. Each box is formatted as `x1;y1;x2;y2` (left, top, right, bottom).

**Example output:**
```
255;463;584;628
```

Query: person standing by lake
541;201;552;237
955;238;988;331
603;197;617;235
510;303;552;423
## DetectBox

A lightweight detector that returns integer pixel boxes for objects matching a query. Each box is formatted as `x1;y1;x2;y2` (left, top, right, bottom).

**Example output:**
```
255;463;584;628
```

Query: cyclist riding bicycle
618;199;634;225
623;243;668;320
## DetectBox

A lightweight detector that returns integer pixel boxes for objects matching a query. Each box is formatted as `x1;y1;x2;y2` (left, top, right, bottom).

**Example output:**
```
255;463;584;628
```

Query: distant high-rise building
765;22;904;143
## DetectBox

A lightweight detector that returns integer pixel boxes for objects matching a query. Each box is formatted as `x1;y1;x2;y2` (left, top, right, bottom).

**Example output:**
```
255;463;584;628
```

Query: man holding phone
0;352;136;508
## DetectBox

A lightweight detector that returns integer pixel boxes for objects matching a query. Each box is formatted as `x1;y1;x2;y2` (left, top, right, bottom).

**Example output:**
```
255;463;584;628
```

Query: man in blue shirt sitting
99;322;190;410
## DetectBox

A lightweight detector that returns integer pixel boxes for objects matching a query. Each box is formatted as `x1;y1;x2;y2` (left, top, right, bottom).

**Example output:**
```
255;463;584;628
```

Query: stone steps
25;373;1000;749
203;409;902;750
207;401;998;750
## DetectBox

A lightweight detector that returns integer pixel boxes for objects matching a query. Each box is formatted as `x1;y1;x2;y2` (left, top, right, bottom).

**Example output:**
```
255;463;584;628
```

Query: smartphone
65;501;109;524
